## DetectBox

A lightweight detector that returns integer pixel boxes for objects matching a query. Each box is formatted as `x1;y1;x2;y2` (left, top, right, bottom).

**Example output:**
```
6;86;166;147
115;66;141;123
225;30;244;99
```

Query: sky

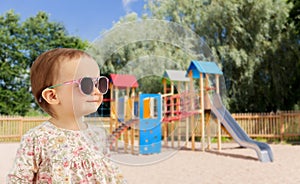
0;0;146;41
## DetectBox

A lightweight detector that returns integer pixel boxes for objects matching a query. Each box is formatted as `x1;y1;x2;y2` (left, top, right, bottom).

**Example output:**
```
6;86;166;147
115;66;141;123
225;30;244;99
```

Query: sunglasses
47;76;109;95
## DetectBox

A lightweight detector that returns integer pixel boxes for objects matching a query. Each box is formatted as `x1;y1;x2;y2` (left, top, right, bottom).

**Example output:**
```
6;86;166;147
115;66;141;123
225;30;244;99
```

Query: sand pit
1;143;300;183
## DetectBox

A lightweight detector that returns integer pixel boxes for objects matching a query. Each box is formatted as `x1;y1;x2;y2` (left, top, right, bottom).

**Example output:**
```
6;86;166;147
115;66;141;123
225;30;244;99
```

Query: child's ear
41;89;59;105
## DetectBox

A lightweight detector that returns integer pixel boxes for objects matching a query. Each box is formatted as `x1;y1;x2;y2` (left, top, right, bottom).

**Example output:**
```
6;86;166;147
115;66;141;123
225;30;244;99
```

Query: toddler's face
54;56;102;118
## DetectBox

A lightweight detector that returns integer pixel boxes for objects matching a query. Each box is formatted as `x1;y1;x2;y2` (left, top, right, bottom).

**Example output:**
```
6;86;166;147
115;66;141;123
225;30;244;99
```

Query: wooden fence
231;111;300;141
0;111;299;142
0;116;110;142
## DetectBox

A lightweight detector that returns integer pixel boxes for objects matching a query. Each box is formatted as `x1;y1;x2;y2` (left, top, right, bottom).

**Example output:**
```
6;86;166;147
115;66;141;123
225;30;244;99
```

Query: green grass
253;137;268;143
210;136;232;143
194;136;232;143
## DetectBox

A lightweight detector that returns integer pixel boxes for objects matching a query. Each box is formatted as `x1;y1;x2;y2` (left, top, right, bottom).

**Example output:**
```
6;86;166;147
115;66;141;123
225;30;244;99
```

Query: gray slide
210;94;274;162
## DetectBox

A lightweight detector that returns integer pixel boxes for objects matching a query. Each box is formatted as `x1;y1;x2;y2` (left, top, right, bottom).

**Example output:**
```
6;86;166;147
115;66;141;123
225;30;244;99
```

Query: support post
188;71;195;151
205;75;211;150
216;75;222;151
185;82;189;148
115;87;119;152
205;112;211;150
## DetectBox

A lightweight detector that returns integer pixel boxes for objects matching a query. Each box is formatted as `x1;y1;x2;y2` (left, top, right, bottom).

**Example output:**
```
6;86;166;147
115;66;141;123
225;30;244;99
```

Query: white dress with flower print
7;121;126;184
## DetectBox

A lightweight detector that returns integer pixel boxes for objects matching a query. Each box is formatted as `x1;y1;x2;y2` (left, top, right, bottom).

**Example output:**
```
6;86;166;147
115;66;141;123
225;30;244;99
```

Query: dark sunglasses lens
80;77;94;95
98;77;108;94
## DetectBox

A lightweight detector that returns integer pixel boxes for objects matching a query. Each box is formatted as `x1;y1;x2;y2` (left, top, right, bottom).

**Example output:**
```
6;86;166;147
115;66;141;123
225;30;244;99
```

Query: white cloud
122;0;139;13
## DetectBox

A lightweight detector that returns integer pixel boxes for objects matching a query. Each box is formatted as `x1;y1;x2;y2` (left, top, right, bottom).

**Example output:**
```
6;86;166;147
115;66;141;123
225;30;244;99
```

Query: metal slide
210;94;274;162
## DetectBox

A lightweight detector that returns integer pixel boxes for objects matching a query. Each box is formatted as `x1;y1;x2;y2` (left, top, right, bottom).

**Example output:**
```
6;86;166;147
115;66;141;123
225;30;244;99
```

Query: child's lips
87;99;100;102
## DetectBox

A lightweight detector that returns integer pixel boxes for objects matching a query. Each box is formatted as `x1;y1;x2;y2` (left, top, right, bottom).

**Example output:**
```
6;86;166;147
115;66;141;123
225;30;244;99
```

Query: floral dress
7;121;126;184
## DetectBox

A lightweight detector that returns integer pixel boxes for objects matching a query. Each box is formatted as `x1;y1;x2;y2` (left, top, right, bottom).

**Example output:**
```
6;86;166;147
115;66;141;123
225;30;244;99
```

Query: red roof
110;74;139;88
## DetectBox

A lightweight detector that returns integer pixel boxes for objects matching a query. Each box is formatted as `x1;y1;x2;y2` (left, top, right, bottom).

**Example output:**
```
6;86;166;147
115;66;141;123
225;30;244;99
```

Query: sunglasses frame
47;76;109;95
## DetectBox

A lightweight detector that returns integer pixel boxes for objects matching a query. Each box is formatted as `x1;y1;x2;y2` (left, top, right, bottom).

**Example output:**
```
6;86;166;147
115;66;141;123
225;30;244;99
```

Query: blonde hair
30;48;93;117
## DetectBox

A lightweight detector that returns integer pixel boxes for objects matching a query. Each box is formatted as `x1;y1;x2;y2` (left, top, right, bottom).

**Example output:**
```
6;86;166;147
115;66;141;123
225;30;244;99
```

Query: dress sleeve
7;131;42;183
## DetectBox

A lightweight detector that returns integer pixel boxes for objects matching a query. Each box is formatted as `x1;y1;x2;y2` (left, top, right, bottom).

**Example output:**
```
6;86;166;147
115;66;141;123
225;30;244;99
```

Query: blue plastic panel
139;141;161;154
139;94;162;154
139;126;161;145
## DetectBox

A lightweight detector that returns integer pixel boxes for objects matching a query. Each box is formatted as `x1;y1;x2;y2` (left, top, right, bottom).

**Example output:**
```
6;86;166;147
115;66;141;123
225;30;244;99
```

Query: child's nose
92;85;101;95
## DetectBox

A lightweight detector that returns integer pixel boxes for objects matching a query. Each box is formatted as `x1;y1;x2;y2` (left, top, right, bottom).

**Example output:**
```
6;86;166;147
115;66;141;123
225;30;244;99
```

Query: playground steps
107;119;138;148
108;123;129;145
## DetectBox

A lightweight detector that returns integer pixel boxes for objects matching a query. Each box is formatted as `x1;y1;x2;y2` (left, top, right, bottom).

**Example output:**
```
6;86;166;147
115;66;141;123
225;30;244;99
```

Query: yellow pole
205;74;211;150
200;73;205;151
188;71;195;151
115;87;119;152
124;88;129;153
171;95;174;148
110;83;114;134
185;81;189;148
131;88;136;154
205;112;211;150
163;79;168;147
216;75;222;151
177;81;181;148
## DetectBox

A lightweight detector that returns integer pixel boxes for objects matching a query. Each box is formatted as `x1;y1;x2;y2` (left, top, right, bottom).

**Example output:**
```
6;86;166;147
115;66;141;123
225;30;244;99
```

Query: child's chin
84;107;98;116
75;104;99;117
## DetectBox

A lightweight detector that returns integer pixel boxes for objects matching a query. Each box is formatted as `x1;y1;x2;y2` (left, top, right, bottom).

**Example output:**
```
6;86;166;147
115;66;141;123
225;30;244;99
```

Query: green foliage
210;136;232;143
88;13;200;93
0;10;89;115
288;0;300;35
253;137;268;143
147;0;300;112
137;76;164;94
25;108;49;117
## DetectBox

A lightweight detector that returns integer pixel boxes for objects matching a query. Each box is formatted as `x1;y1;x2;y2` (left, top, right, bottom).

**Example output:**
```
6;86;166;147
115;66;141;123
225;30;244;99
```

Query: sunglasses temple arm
48;81;76;89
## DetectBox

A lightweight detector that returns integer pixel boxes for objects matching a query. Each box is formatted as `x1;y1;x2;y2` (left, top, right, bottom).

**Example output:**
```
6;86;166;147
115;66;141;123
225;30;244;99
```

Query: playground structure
107;61;273;162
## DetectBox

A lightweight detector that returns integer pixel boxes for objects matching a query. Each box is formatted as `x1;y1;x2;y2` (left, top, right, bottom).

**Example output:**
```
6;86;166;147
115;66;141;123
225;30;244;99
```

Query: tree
288;0;300;34
88;13;202;94
287;0;300;109
147;0;297;112
0;10;88;115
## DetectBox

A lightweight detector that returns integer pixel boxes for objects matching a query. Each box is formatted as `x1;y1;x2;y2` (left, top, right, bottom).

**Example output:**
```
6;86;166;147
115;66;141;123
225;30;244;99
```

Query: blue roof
187;61;223;78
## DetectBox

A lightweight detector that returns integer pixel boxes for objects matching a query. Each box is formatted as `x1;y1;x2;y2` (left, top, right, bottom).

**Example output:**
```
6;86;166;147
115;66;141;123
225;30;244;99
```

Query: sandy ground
1;142;300;184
